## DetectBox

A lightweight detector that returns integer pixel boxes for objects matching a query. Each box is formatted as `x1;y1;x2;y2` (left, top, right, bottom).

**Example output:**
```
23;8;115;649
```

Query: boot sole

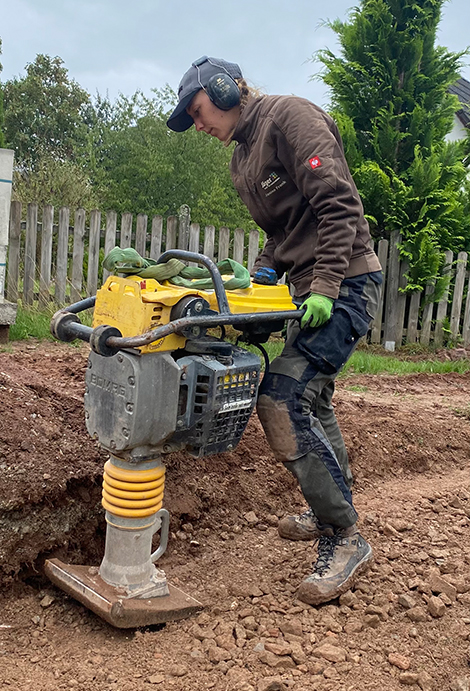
296;546;374;606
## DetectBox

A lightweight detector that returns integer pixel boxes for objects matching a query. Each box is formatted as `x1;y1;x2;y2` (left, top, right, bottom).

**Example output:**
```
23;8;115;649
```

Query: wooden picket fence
6;201;470;348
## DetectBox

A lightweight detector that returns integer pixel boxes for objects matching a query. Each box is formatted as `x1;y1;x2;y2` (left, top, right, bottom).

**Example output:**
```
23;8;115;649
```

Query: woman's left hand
300;294;334;329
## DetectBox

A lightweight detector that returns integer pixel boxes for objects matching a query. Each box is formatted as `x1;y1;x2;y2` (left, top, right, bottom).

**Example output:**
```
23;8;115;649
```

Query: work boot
297;526;373;605
278;507;321;541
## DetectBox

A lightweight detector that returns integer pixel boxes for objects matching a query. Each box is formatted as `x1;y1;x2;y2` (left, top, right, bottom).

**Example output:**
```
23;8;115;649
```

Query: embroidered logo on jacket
260;172;280;190
309;156;322;170
260;171;287;198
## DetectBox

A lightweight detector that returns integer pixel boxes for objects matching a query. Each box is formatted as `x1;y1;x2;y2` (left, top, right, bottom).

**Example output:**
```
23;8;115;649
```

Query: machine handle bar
106;309;303;350
51;304;304;350
151;508;170;563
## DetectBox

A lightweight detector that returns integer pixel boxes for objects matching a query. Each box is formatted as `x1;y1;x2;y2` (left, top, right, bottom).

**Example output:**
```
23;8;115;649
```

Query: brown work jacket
230;95;381;299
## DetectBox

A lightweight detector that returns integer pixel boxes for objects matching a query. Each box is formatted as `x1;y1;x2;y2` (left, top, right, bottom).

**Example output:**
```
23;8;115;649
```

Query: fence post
6;200;21;303
87;210;101;297
450;251;467;341
247;230;260;274
102;210;117;284
55;207;70;305
383;230;401;350
462;276;470;347
178;204;190;251
166;216;177;250
218;227;230;261
203;226;215;261
396;259;409;346
150;216;163;260
135;214;148;257
406;291;421;343
23;203;38;305
370;238;388;344
419;282;435;346
233;228;245;265
189;223;200;255
38;205;54;307
120;213;132;249
434;250;453;347
71;209;86;302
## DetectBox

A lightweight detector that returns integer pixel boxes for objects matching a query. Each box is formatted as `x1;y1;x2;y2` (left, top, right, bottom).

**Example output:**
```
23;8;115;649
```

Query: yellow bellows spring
102;460;165;518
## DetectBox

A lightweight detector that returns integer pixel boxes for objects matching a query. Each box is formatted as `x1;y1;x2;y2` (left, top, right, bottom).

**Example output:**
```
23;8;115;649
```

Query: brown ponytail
236;78;263;114
223;78;263;146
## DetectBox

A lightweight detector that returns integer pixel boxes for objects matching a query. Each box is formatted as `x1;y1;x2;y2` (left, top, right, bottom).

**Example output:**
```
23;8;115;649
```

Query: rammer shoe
297;528;373;605
278;507;321;541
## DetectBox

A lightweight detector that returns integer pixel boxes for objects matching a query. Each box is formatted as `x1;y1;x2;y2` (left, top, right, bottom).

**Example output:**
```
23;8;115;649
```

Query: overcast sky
1;0;469;110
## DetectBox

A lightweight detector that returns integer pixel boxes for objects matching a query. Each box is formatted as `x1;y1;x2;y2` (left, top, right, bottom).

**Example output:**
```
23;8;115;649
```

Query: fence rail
6;202;470;348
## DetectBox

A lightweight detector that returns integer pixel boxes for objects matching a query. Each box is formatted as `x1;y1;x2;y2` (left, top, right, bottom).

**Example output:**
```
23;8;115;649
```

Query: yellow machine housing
93;275;295;354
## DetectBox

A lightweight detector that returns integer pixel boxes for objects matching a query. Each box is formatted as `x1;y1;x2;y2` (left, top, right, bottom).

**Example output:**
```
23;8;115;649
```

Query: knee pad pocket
257;372;320;461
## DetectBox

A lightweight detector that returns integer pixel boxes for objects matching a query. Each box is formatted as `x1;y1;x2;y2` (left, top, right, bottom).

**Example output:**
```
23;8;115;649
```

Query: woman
167;56;382;605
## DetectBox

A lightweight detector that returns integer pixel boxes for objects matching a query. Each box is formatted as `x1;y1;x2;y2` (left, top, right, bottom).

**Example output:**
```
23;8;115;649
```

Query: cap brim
166;89;200;132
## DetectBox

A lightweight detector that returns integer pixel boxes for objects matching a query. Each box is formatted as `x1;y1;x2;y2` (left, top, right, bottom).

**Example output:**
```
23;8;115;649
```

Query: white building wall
446;114;468;142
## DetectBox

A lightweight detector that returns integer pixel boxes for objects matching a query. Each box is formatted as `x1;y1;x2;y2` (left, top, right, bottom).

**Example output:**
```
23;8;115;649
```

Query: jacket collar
232;95;265;145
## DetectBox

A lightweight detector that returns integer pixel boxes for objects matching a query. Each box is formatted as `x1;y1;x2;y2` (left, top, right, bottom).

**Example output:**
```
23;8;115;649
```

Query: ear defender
192;56;241;111
205;73;240;110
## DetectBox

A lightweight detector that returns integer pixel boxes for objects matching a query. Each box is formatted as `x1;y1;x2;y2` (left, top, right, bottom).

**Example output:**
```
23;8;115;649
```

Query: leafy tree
90;89;254;229
12;155;100;210
3;54;91;166
315;0;470;293
4;54;102;209
3;53;255;229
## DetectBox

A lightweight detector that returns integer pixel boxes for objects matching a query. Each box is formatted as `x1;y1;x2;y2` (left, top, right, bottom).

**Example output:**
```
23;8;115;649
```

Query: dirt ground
0;341;470;691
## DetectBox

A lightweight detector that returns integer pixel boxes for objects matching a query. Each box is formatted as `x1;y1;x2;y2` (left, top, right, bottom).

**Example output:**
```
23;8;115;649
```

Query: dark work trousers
257;271;383;529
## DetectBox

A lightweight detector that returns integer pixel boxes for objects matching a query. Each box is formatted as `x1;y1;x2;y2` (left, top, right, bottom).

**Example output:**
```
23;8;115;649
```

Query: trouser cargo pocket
294;306;369;375
293;271;382;375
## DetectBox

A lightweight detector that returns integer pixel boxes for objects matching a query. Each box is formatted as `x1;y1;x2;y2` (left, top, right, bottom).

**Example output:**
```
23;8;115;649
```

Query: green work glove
300;294;334;329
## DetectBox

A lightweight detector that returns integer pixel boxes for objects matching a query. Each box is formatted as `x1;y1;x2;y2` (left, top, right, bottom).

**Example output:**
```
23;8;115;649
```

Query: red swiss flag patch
309;156;322;170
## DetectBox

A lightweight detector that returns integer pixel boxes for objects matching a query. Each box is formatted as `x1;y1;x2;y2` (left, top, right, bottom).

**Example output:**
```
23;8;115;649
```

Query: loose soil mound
0;342;469;691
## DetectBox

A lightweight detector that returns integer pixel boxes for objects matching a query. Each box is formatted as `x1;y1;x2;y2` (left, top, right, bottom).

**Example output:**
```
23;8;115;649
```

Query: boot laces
313;531;346;576
298;507;316;525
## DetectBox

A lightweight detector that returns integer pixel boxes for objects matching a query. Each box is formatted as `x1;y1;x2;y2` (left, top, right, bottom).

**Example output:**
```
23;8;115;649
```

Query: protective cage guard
172;348;261;456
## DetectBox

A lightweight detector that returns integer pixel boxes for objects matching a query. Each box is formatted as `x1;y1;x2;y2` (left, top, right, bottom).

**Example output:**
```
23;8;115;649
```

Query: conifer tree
316;0;469;293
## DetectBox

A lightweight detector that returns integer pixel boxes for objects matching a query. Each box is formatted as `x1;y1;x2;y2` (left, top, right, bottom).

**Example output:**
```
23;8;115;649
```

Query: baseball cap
167;55;243;132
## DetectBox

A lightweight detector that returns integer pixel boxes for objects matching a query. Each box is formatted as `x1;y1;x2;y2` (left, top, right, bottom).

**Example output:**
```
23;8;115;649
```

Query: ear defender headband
193;56;241;110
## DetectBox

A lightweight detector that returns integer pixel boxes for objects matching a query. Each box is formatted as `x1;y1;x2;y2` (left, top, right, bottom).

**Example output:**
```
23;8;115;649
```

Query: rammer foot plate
44;558;203;628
